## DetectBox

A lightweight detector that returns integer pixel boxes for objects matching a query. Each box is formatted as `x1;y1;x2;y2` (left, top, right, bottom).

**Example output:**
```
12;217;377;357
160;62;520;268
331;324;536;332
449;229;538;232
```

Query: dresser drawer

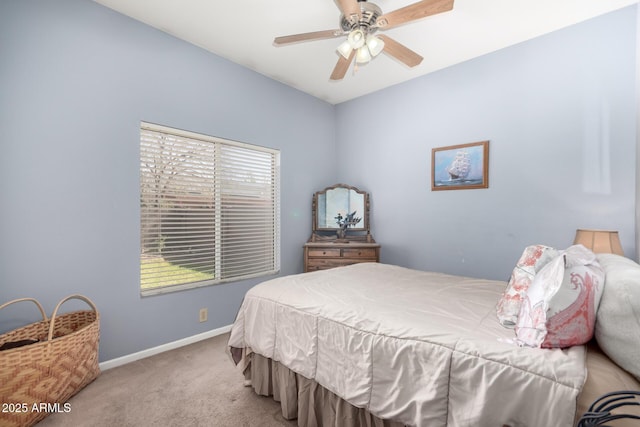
342;248;377;258
307;248;342;258
307;258;373;269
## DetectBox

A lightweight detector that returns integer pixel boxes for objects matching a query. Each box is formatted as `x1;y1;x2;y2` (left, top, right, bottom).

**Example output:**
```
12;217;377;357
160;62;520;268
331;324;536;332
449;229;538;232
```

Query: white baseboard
99;324;232;371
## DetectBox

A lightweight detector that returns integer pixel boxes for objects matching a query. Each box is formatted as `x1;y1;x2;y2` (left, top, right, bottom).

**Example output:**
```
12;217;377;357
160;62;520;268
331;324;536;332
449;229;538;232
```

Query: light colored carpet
38;333;296;426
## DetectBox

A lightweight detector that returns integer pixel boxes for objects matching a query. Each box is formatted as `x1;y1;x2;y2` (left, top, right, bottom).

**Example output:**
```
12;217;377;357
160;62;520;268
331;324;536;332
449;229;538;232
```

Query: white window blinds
140;122;280;295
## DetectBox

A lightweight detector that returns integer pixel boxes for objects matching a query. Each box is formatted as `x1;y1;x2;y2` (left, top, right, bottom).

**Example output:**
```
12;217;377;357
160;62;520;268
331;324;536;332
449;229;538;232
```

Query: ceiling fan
274;0;454;81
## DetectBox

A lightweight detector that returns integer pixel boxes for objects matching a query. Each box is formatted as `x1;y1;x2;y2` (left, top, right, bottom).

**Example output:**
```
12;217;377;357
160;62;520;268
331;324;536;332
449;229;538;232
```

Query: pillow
594;253;640;381
515;245;604;348
496;245;558;327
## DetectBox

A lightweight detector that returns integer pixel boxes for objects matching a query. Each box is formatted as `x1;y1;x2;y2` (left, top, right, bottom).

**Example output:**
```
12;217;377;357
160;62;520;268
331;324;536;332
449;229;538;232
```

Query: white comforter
228;263;586;427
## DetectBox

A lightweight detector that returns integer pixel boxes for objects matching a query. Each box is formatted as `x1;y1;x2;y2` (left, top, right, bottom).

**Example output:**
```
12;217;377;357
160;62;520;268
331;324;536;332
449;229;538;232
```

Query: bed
227;253;640;427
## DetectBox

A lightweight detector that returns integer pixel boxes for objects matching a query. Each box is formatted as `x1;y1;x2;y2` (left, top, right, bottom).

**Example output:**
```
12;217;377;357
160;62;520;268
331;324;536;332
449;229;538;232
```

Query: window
140;122;280;296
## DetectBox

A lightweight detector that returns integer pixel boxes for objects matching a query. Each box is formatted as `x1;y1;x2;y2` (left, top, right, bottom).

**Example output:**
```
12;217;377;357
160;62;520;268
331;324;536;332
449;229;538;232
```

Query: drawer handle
323;251;327;255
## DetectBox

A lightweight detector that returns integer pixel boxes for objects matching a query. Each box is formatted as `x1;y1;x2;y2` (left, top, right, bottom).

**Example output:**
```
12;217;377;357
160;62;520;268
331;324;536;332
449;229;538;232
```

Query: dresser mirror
311;183;373;242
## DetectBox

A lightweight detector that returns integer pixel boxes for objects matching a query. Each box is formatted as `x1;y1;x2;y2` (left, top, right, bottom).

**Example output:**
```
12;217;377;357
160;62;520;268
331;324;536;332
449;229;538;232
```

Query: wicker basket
0;295;100;427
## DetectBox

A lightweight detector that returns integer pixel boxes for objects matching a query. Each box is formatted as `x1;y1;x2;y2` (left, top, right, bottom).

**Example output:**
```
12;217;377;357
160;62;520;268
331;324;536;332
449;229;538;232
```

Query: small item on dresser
335;211;361;240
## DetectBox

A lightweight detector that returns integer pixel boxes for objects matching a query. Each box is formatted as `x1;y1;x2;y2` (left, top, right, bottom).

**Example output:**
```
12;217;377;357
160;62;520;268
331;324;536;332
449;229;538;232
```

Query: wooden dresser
304;241;381;272
305;183;379;272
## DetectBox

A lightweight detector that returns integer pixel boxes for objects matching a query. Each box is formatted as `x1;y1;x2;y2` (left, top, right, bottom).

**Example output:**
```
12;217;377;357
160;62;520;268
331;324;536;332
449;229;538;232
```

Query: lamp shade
573;229;624;255
355;45;372;64
337;40;353;59
347;29;365;49
366;35;385;57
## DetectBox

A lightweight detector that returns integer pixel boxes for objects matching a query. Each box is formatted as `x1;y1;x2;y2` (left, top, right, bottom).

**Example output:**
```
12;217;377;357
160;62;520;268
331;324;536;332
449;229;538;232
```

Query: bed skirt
246;352;404;427
240;344;640;427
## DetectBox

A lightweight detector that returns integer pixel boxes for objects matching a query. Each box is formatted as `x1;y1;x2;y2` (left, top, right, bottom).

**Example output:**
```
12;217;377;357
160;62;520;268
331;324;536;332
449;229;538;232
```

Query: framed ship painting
431;140;489;191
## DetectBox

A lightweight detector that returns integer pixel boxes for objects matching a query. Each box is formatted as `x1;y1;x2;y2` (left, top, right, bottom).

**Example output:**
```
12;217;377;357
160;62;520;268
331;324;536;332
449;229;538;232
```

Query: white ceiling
93;0;637;105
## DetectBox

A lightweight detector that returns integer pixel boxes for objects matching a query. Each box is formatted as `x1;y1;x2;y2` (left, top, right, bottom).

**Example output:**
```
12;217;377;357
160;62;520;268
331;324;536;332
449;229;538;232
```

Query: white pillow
595;253;640;381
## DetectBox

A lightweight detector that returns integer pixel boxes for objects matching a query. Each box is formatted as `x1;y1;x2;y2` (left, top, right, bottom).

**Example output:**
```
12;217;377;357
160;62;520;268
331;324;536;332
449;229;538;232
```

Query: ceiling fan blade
330;50;356;81
377;35;423;67
274;29;344;45
376;0;454;29
335;0;361;25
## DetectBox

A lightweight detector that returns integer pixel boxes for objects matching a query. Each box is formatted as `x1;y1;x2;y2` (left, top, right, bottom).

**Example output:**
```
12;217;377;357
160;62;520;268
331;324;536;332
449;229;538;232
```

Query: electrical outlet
199;308;208;323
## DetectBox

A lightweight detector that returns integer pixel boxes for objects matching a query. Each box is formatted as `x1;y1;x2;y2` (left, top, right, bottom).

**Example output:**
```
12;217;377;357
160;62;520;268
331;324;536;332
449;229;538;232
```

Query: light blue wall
0;0;336;361
0;1;636;362
336;6;637;280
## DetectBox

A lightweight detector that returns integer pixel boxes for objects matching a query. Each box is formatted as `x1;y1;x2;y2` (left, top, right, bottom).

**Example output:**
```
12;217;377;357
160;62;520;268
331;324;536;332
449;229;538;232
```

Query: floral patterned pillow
496;245;558;327
515;245;605;348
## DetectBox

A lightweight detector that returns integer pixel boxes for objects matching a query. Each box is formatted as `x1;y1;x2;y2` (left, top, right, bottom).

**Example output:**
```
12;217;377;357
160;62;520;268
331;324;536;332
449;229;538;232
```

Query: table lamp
573;229;624;256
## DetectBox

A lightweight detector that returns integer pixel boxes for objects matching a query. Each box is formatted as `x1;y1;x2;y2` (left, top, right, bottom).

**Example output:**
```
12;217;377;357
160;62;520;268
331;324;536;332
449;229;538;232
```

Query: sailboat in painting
447;151;470;180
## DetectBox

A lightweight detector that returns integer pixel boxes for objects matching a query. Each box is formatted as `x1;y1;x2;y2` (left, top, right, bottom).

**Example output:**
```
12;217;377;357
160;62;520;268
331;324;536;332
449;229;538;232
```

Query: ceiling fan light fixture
355;45;372;64
275;0;455;81
337;40;353;59
366;35;385;57
347;29;366;49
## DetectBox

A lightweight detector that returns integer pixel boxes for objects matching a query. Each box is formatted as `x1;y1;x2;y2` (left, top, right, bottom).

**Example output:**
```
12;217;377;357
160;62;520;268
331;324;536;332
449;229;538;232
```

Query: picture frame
431;140;489;191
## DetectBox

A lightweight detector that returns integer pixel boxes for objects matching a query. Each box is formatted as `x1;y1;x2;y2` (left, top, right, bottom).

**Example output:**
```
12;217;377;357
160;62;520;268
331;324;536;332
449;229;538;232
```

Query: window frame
139;121;280;296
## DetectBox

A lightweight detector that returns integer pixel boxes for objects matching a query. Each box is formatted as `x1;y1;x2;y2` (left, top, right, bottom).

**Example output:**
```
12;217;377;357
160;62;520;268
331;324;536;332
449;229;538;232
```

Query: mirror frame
311;183;371;239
